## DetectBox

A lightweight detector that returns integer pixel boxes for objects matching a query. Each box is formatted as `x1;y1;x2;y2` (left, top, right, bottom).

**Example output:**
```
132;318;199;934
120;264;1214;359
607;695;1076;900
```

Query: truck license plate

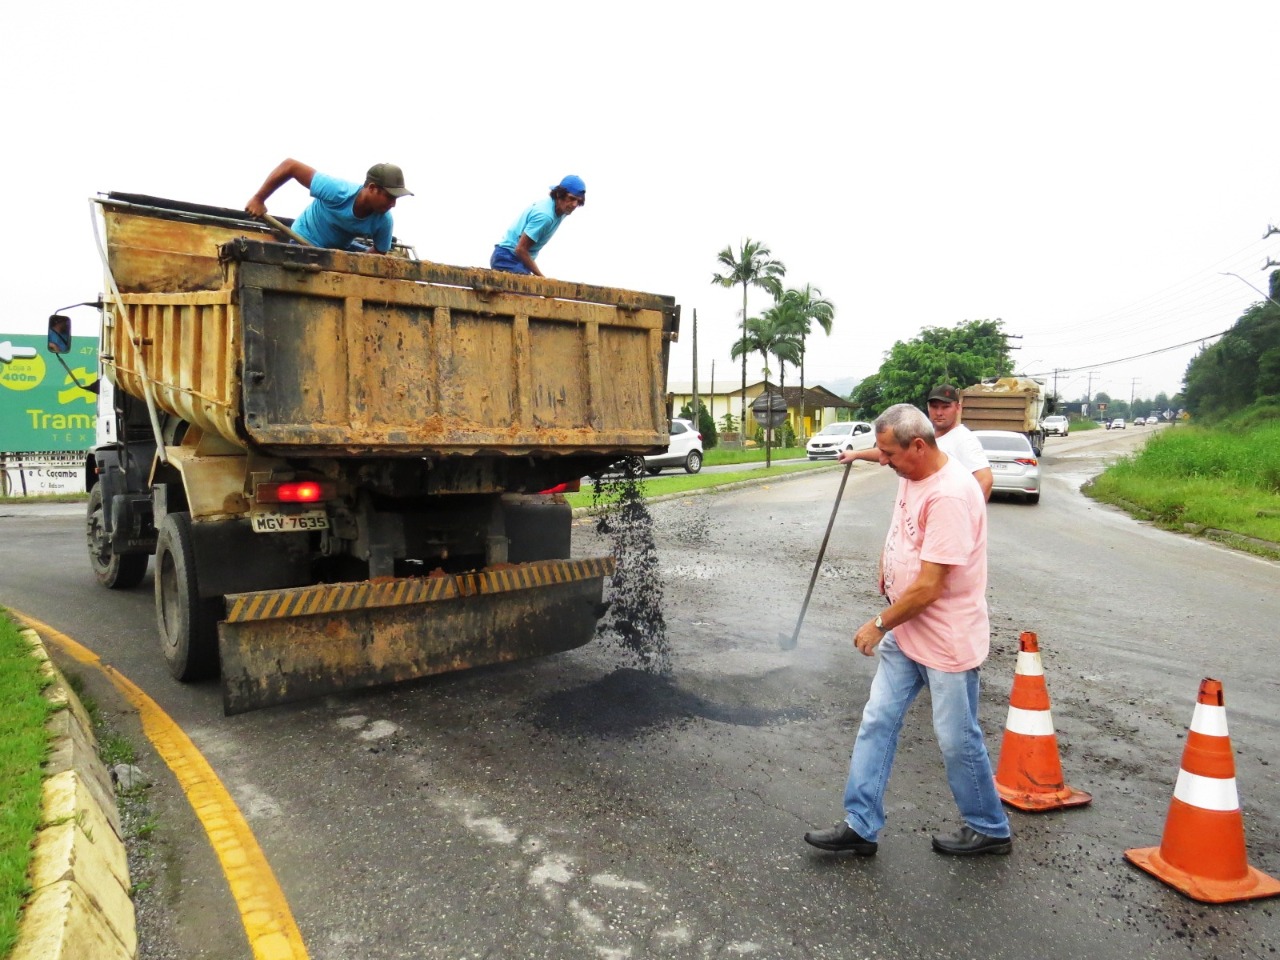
251;510;329;533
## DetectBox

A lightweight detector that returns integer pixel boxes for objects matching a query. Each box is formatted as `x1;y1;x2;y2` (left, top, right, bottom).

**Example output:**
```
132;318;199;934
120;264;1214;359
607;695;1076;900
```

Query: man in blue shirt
246;159;412;253
490;175;586;276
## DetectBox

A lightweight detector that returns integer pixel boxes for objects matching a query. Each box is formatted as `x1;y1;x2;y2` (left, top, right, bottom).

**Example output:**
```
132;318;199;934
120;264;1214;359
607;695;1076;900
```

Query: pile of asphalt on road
590;457;671;675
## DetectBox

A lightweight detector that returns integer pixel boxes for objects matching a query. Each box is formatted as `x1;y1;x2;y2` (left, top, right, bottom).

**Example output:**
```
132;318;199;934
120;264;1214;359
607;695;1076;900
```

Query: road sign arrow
0;341;38;364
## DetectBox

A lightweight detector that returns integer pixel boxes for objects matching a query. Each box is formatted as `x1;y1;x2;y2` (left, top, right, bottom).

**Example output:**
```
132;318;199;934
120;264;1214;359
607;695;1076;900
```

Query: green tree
712;239;786;436
729;309;801;466
678;399;720;449
779;284;835;440
849;374;883;420
1183;278;1280;420
861;319;1013;412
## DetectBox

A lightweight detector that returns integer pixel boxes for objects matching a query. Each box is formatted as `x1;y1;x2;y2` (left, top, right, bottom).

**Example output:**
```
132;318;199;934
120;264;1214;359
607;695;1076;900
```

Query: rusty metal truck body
66;193;678;713
959;377;1049;455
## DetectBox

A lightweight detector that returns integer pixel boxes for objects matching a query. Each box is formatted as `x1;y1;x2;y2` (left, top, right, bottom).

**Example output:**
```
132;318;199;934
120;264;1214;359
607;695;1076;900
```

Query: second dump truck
959;377;1050;455
52;194;679;713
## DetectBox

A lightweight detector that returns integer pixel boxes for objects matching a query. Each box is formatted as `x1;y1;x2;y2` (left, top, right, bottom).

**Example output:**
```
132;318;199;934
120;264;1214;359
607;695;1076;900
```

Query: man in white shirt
924;384;993;501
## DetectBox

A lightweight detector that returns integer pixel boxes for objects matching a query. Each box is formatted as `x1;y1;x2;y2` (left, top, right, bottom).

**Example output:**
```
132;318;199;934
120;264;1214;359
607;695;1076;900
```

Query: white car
973;430;1041;504
1146;416;1159;425
806;421;875;460
644;418;703;474
1041;415;1069;437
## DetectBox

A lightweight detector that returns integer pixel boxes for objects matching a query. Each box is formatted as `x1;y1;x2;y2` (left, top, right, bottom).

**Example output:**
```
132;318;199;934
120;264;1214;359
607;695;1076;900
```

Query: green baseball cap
366;162;413;197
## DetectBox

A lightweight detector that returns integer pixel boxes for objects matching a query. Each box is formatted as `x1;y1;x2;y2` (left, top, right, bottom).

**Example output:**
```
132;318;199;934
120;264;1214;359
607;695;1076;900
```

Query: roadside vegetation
1087;407;1280;554
0;611;53;959
0;492;86;506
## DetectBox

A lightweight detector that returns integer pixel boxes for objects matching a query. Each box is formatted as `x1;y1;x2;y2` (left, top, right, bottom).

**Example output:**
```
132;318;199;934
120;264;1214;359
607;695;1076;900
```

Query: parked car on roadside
806;420;876;460
973;430;1041;504
644;418;703;474
1110;418;1126;430
1041;415;1069;437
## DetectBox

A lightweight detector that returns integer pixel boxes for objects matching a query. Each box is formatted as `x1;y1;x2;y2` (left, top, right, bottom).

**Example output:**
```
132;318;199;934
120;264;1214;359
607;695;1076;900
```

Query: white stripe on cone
1014;651;1044;676
1190;703;1229;737
1173;769;1240;812
1005;704;1056;737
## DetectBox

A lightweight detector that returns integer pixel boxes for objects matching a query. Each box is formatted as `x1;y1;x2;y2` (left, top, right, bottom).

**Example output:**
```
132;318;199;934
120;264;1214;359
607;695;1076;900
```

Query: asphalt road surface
3;425;1278;959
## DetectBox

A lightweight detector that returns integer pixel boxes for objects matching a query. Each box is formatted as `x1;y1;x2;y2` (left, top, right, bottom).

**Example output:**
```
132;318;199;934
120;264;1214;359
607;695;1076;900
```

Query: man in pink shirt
805;403;1012;857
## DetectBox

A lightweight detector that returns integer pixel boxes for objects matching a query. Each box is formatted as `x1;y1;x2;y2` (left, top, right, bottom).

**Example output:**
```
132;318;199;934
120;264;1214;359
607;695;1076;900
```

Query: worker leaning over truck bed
489;174;586;276
245;159;412;253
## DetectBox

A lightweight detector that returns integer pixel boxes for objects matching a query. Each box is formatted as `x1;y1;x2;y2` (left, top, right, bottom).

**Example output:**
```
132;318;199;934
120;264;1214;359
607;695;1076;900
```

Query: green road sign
0;333;98;452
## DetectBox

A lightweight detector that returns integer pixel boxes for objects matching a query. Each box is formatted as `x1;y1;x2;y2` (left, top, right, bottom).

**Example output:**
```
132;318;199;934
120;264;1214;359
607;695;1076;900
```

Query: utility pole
1130;377;1140;412
690;308;699;432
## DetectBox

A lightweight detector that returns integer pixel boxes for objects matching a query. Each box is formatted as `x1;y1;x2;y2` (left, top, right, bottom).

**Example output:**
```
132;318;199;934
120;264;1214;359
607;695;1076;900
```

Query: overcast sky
5;1;1278;404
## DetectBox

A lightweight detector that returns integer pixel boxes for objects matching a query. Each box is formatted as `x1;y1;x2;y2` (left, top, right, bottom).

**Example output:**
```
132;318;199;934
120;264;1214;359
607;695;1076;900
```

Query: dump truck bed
959;378;1045;433
99;193;679;458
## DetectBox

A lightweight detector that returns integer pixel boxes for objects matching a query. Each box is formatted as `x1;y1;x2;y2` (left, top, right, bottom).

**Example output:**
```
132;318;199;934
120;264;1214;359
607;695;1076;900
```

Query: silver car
973;430;1041;504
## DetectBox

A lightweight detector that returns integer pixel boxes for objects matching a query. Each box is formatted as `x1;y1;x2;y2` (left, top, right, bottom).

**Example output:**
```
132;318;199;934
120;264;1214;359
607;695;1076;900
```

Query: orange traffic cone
1126;678;1280;903
994;631;1092;811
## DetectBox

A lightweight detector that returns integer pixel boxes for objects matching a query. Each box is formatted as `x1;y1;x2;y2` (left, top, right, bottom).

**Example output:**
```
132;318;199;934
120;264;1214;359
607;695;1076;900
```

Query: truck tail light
256;480;337;504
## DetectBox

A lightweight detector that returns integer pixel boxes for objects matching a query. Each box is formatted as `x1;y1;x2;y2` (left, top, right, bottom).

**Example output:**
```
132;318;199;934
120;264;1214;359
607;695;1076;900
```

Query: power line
1023;329;1231;378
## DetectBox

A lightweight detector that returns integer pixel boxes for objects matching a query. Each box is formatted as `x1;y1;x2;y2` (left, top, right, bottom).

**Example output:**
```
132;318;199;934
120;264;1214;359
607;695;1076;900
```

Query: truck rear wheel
155;512;220;681
87;485;149;589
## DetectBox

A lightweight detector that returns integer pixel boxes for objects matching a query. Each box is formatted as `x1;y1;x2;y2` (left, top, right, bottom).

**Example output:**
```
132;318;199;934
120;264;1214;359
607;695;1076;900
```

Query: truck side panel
958;394;1038;432
239;260;669;454
110;291;241;445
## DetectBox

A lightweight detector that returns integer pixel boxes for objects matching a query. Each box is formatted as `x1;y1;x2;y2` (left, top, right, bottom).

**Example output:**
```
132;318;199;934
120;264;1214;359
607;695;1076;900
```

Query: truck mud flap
217;557;614;715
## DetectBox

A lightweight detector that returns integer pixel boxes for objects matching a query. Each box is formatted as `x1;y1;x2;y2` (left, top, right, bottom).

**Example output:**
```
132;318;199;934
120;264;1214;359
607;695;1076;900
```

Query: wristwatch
874;614;887;632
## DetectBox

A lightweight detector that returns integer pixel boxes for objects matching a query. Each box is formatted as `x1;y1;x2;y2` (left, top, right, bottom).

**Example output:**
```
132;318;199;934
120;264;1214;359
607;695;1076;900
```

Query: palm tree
780;284;835;441
712;240;786;439
730;308;802;467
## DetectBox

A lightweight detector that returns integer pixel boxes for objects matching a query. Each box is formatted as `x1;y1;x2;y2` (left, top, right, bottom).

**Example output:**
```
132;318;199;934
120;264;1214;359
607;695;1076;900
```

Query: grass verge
0;611;54;959
0;493;87;506
1085;418;1280;555
703;446;807;466
569;459;836;509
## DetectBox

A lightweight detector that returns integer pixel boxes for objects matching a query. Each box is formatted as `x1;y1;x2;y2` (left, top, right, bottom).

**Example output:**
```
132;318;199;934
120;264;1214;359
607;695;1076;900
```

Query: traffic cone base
1125;845;1280;904
1125;678;1280;904
994;632;1091;812
996;778;1092;812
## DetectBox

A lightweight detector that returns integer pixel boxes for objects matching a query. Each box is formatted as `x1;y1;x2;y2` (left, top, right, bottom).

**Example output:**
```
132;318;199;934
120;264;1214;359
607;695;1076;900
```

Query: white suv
644;418;704;474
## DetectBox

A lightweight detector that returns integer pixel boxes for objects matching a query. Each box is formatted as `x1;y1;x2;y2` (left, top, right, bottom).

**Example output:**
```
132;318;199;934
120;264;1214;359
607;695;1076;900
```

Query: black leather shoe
930;825;1012;856
804;823;878;856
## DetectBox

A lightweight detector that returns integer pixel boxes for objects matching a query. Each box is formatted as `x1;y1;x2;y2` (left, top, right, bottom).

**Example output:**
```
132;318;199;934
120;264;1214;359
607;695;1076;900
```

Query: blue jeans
490;244;533;274
843;632;1010;841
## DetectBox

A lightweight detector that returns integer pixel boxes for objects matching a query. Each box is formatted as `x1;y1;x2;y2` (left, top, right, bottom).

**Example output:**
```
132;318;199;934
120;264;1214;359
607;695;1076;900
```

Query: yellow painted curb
14;612;311;960
11;627;137;960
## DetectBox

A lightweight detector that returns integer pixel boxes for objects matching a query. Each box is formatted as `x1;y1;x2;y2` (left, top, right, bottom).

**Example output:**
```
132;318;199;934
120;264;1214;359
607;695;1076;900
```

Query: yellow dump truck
49;193;679;713
959;377;1050;455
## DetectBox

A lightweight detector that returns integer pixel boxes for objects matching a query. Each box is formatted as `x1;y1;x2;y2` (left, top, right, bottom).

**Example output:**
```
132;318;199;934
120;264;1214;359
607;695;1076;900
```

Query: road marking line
13;610;310;960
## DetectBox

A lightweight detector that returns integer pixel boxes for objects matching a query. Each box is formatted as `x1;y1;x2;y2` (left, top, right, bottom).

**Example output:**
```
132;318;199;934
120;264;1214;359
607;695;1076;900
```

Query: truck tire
154;512;220;681
86;485;148;589
684;450;703;474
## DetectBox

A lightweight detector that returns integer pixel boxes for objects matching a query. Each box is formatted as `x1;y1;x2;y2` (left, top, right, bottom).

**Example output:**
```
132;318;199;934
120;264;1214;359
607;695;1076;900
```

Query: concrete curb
571;461;848;517
11;628;137;960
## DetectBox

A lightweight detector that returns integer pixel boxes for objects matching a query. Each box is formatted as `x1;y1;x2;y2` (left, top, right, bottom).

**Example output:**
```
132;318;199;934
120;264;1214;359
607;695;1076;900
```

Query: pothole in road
521;668;810;740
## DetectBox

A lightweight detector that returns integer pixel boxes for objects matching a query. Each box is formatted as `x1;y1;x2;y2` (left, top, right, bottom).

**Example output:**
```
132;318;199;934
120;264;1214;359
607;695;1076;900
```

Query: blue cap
553;174;586;202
